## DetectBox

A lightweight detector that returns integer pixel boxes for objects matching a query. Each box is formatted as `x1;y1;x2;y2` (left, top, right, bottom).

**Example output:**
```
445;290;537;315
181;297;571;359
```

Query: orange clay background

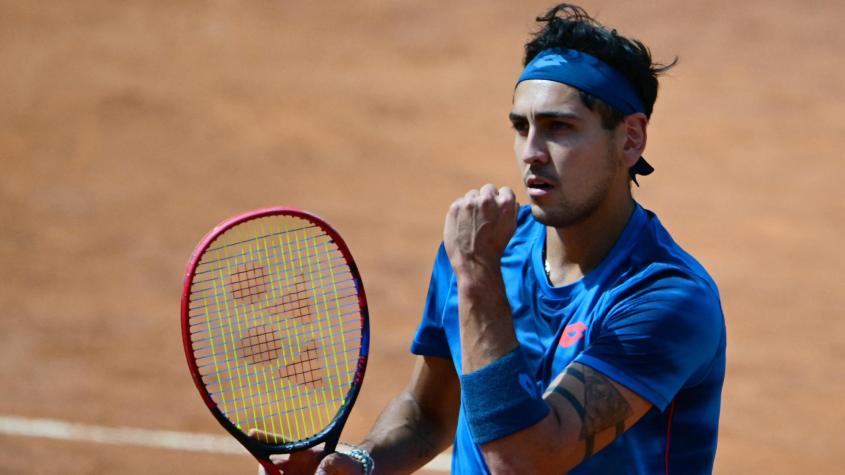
1;1;843;473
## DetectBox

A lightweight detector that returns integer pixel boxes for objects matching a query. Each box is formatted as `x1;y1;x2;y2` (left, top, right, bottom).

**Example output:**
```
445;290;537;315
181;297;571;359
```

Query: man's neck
545;194;635;287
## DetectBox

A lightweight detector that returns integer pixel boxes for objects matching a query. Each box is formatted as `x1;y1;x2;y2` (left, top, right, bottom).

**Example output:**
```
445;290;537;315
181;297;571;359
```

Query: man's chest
442;278;609;386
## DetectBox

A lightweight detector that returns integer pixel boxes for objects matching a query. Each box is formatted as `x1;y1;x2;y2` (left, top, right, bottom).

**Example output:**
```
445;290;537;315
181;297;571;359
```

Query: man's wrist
460;347;549;444
336;442;375;475
455;263;504;293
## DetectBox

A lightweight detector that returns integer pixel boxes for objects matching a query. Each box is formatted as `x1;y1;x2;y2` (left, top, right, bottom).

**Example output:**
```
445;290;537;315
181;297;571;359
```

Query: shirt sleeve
573;267;725;411
409;243;453;358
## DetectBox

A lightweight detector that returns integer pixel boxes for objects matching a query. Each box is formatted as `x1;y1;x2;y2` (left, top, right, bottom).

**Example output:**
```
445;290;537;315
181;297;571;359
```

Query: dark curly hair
523;3;676;128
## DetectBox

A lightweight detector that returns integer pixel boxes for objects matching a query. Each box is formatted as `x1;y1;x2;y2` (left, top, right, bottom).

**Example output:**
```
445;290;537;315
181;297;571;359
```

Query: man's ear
620;113;648;167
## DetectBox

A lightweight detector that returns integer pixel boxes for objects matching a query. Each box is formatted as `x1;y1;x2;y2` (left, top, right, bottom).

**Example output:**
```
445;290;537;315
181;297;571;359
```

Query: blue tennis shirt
411;204;726;474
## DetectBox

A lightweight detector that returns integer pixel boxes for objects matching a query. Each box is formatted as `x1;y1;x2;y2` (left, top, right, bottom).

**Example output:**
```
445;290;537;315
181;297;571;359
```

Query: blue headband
516;48;645;115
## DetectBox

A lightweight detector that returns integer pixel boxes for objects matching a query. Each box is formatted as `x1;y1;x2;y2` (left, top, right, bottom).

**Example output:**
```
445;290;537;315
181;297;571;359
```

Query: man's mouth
526;176;554;190
525;176;555;197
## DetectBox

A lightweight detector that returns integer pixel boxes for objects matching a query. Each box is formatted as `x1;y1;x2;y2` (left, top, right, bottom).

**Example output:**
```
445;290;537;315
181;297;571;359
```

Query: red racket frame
181;207;370;474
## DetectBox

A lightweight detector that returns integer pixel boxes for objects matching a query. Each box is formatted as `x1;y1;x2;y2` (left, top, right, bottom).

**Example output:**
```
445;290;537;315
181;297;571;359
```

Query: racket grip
247;429;283;475
257;459;282;475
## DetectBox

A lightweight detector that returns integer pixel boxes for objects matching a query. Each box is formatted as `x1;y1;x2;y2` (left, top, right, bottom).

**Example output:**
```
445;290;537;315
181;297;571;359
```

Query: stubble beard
528;147;618;229
529;192;606;228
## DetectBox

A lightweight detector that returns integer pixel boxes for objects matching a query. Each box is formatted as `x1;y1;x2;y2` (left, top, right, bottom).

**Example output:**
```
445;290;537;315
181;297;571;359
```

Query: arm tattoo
579;366;633;457
564;366;585;383
549;365;633;460
406;406;440;461
551;386;593;456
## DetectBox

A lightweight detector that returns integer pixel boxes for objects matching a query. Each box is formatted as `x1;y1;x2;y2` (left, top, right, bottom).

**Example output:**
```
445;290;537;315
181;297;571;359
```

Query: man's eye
548;121;571;131
511;121;529;133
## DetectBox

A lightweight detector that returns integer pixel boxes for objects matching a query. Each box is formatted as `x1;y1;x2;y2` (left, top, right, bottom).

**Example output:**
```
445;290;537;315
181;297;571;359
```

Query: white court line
0;415;451;472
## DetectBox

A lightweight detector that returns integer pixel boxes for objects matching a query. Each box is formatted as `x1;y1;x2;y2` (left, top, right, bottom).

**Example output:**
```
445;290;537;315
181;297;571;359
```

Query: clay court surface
1;1;843;473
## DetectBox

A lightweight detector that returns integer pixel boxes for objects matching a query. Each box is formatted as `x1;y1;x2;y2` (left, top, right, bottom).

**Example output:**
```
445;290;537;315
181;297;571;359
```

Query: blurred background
1;1;843;473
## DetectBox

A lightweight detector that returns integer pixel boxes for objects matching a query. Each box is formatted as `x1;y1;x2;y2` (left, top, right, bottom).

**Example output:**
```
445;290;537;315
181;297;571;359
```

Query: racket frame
181;207;370;473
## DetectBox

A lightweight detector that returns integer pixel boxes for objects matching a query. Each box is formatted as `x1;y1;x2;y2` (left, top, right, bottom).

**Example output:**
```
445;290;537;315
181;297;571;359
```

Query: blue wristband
460;347;550;444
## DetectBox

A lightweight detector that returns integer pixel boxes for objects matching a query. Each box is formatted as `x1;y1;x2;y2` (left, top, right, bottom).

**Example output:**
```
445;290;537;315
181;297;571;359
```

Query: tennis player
264;3;726;474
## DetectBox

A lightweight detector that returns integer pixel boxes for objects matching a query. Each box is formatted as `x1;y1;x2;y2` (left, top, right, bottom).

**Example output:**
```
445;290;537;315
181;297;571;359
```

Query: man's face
510;80;626;228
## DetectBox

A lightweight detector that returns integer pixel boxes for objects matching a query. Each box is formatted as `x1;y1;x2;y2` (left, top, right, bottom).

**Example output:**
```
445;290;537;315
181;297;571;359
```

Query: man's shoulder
595;215;723;327
622;207;721;300
612;261;721;310
596;260;725;355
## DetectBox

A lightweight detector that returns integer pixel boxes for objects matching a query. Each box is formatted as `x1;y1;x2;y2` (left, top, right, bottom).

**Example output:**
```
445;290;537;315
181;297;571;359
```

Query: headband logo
534;54;567;68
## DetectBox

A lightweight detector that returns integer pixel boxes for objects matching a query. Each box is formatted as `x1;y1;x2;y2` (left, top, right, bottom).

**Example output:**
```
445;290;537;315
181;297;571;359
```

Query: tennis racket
181;207;369;474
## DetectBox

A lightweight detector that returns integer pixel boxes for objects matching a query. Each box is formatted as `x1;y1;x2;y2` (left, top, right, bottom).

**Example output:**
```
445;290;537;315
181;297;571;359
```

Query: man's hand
443;184;518;277
256;449;364;475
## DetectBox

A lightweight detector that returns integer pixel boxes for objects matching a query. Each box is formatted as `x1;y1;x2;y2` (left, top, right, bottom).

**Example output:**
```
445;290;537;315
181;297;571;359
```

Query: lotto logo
559;322;587;348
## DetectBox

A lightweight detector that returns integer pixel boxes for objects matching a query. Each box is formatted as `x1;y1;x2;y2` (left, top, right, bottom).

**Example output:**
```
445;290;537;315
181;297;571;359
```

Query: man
267;3;726;474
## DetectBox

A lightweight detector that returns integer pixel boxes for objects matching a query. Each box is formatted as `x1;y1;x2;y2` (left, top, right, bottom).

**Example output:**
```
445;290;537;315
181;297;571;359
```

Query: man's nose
519;131;550;165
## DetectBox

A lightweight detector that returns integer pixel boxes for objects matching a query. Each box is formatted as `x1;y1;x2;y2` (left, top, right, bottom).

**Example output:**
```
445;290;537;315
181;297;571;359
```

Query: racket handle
247;429;283;475
323;433;339;454
257;459;282;475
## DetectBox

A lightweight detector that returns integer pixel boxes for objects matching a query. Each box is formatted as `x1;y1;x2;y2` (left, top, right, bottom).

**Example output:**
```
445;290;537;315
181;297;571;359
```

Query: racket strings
201;223;317;258
189;239;344;294
193;244;346;300
235;324;284;365
213;317;351;369
191;303;360;354
208;346;360;407
196;326;360;384
187;266;355;331
188;253;349;311
188;278;357;336
187;215;362;444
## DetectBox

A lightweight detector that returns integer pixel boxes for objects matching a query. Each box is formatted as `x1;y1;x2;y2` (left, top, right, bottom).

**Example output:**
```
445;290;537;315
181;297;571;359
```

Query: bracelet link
336;443;375;475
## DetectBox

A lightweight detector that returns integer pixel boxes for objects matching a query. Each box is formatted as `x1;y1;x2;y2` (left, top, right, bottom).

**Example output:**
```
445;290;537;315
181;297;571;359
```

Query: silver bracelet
336;443;375;475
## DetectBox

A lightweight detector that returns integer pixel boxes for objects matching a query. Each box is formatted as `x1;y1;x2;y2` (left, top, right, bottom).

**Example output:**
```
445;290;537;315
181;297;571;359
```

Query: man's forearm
456;266;519;373
359;391;454;475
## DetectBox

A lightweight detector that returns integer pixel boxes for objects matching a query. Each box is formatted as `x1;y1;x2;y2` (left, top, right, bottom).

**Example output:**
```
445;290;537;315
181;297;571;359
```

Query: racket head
181;207;369;462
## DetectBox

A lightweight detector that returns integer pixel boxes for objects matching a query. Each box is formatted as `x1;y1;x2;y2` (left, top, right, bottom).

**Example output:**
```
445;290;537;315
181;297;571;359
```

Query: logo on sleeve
558;322;587;348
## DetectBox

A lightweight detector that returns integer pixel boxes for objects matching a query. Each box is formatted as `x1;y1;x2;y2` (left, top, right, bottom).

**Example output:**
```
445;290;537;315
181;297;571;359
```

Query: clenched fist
443;184;519;277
